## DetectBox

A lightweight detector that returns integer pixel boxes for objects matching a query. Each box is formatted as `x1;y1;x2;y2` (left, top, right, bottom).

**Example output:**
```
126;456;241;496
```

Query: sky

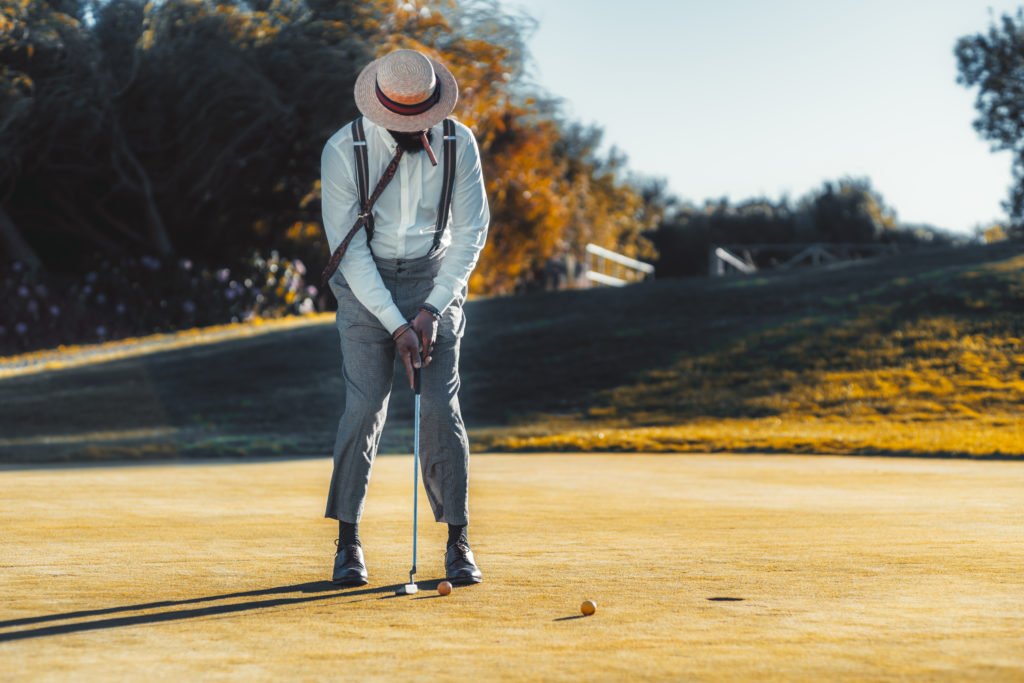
502;0;1020;234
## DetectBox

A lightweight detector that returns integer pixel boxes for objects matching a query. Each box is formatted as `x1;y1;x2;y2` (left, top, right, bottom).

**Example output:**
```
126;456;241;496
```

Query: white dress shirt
321;117;490;335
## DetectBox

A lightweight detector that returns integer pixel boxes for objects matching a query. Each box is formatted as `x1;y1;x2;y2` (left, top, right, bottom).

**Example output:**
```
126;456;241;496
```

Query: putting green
2;455;1022;680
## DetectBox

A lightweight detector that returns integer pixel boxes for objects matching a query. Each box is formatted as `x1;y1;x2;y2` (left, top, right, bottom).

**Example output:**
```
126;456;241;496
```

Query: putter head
395;583;418;596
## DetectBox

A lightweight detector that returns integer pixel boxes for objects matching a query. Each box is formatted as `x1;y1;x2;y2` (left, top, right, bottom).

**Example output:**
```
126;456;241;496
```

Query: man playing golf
320;49;489;587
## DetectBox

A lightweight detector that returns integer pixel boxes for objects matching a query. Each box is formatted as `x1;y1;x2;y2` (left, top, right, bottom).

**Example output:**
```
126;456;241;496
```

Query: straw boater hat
354;49;459;133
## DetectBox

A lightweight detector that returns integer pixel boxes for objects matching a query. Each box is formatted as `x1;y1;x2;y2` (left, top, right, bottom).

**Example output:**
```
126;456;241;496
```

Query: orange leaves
298;180;321;210
472;114;575;294
284;221;321;243
137;0;292;51
331;2;664;292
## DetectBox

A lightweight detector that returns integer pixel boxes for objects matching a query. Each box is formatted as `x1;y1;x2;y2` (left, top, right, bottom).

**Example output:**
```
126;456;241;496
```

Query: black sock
447;524;467;549
339;521;359;547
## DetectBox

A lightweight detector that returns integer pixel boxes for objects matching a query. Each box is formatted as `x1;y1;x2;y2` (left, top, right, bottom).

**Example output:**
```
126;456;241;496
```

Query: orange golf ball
581;600;597;616
438;580;453;596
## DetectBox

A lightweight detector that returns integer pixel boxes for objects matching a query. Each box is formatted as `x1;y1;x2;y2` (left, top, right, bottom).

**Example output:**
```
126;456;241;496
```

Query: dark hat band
375;80;442;116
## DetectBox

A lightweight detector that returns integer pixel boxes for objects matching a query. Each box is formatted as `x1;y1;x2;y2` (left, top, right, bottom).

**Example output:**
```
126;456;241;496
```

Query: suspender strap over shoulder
321;117;458;287
351;116;373;243
319;117;403;288
431;118;457;254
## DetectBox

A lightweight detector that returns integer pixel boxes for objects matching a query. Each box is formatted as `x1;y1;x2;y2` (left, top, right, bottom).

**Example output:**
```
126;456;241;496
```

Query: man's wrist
424;287;454;316
419;303;442;321
392;323;413;341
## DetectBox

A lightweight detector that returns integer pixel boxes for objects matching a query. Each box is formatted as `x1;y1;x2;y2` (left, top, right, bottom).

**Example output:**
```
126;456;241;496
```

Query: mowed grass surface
3;455;1024;680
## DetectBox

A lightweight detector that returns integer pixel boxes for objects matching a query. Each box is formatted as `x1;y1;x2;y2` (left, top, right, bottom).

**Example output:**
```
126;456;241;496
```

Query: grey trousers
324;249;470;525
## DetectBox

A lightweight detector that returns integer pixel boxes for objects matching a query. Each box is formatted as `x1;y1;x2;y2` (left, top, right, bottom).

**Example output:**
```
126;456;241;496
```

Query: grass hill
1;242;1021;462
473;243;1024;458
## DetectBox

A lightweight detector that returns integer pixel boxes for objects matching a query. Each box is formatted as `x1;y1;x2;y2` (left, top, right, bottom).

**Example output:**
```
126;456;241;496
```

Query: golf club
395;365;421;596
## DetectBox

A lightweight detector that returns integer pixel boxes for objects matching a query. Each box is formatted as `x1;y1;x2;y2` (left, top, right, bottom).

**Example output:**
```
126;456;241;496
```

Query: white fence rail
584;243;654;287
709;243;901;276
710;247;757;275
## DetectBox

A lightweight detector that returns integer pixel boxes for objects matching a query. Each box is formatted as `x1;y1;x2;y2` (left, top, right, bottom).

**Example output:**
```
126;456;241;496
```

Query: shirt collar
364;118;397;153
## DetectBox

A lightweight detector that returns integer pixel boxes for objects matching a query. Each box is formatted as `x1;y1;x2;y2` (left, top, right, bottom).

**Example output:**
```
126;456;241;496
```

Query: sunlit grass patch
474;252;1024;458
474;416;1023;458
0;312;332;379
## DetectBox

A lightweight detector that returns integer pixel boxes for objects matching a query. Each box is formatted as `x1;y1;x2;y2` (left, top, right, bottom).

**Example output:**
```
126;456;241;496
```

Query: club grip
413;366;421;395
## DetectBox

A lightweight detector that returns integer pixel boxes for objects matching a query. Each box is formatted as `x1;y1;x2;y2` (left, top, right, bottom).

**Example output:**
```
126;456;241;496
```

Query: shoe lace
335;540;362;564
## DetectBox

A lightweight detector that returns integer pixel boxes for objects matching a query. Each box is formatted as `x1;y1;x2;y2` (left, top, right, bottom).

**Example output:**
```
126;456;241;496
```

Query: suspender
433;118;457;254
351;117;373;243
320;129;403;289
350;116;457;255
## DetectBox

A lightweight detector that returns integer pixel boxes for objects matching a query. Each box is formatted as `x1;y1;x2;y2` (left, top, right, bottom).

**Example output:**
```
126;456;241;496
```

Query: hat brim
354;56;458;132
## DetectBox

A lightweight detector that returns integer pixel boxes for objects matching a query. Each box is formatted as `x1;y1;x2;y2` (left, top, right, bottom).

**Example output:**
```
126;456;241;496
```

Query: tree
105;0;370;262
956;9;1024;234
645;178;917;279
1;0;133;268
1;0;663;294
0;0;372;268
355;0;663;293
804;178;897;244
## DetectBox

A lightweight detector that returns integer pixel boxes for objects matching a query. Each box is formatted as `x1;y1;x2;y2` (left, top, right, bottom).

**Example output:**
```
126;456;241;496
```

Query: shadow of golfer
0;581;397;642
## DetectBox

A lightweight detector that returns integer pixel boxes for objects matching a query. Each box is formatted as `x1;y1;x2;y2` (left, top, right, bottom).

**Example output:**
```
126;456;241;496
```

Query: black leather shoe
332;541;368;586
445;542;482;585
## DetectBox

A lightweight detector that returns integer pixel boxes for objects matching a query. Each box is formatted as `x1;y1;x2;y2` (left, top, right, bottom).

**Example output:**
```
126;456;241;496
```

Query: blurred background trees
956;8;1024;236
646;178;956;278
0;0;1000;353
0;0;668;351
1;0;372;272
0;0;661;291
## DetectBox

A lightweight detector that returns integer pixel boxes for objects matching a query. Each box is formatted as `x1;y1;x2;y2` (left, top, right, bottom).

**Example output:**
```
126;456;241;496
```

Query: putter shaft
410;368;421;586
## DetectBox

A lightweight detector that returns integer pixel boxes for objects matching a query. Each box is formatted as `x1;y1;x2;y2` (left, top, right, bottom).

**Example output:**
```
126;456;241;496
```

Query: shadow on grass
0;580;418;642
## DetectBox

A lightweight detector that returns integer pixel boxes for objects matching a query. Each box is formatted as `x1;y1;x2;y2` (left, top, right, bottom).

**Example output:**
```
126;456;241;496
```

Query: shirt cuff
425;286;455;316
380;306;409;336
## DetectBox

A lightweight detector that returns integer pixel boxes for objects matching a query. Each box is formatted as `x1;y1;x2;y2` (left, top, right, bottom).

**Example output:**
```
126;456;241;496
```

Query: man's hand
411;309;438;367
395;327;421;390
